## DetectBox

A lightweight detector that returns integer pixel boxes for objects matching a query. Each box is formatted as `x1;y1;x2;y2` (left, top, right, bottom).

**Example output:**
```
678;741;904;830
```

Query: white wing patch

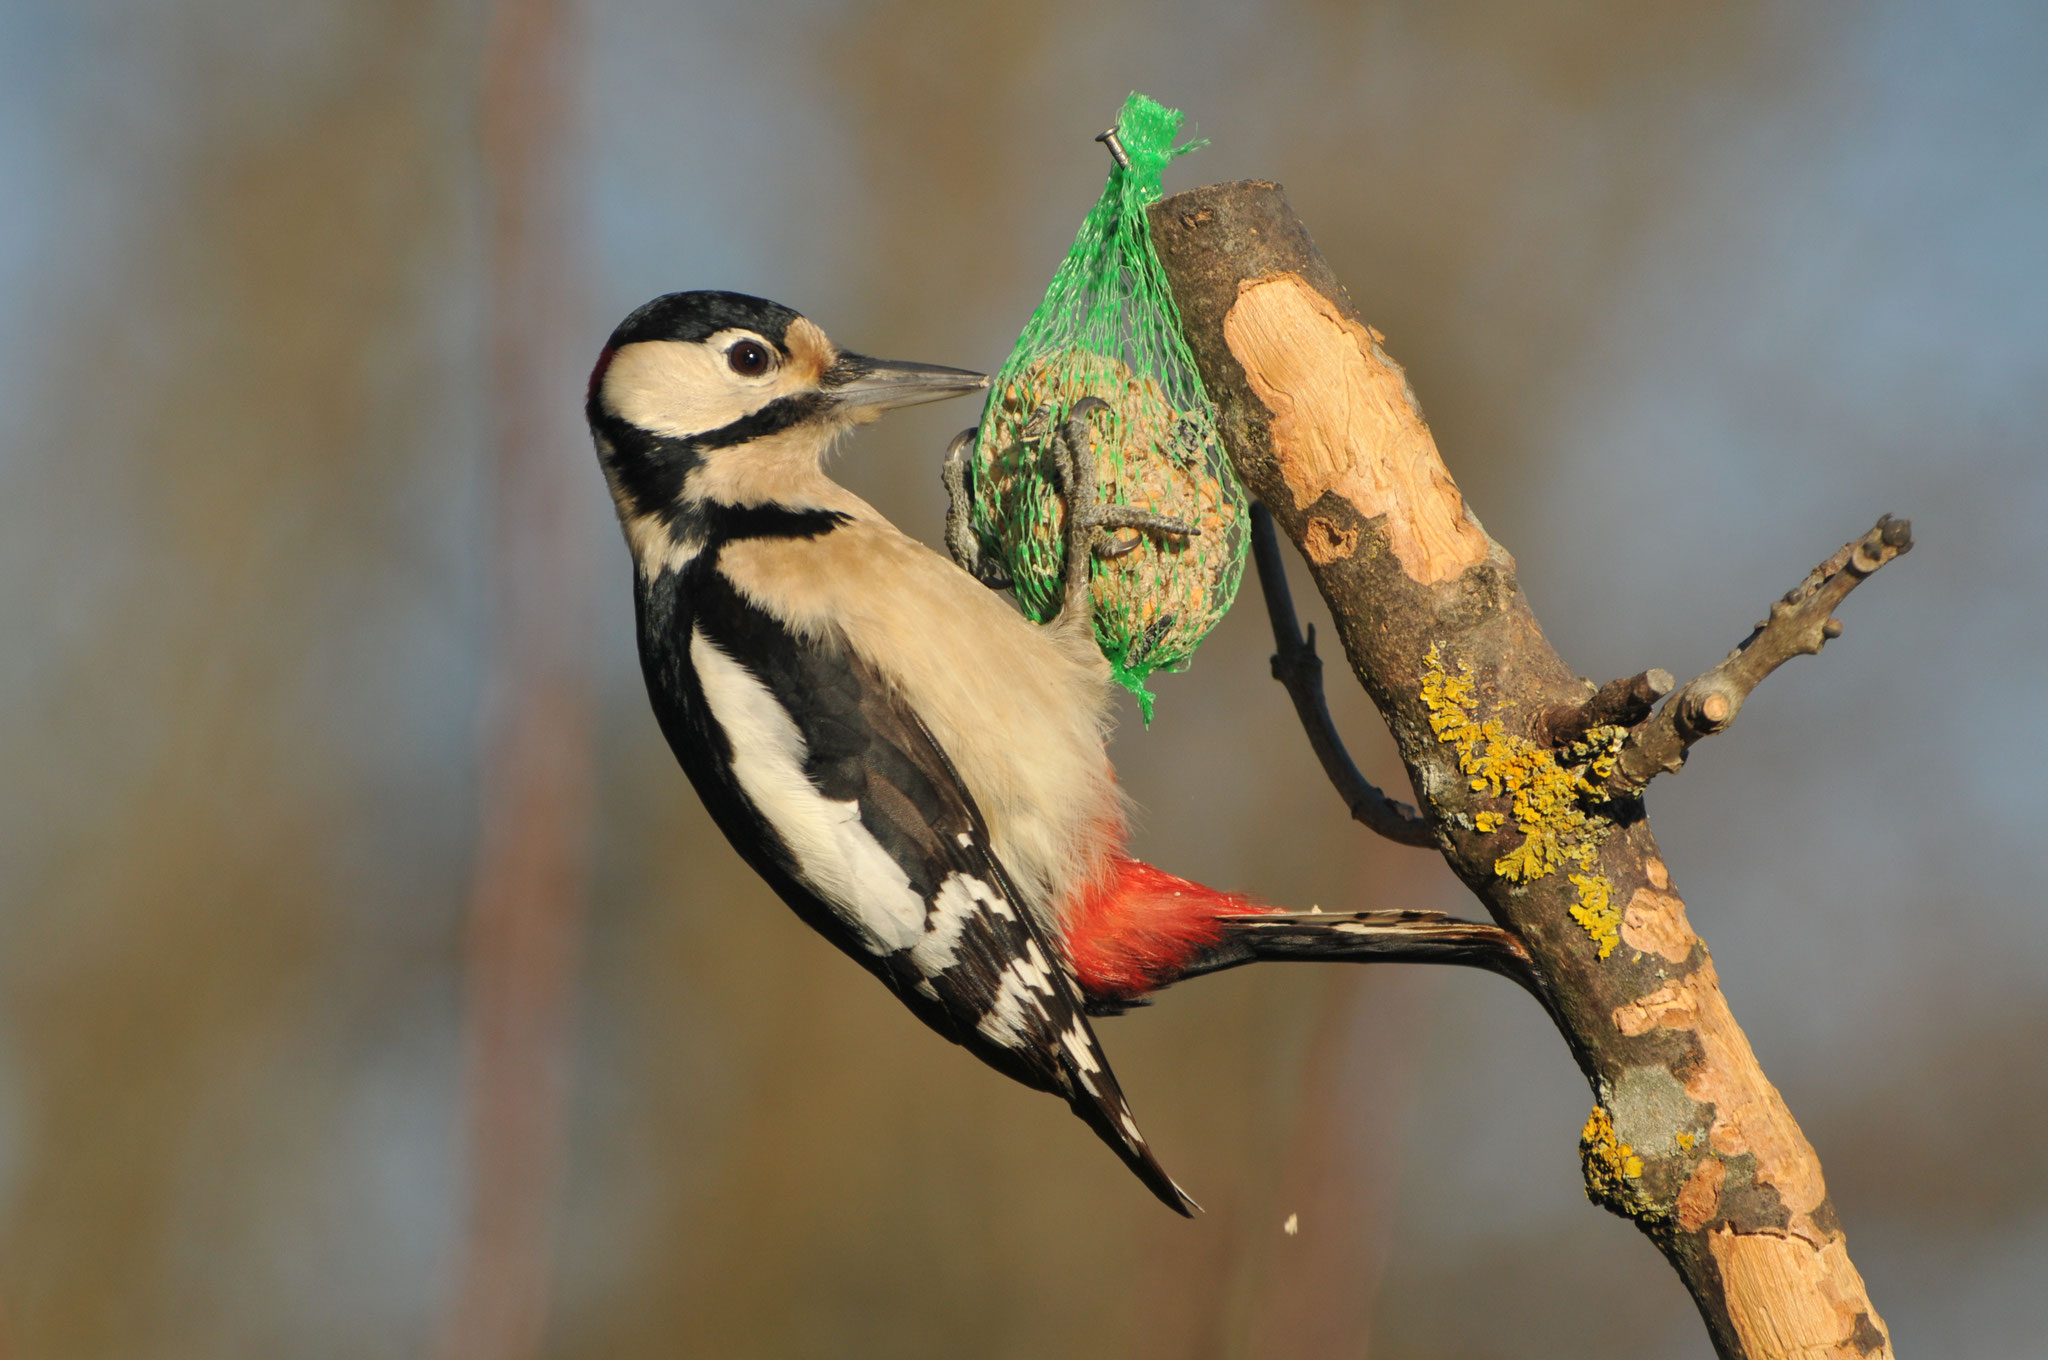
1014;939;1055;995
974;971;1035;1046
1059;1022;1102;1075
691;628;924;953
974;952;1062;1048
911;873;1002;973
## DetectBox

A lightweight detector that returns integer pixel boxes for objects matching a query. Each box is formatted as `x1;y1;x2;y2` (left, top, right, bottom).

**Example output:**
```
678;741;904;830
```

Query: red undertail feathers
1064;856;1275;1006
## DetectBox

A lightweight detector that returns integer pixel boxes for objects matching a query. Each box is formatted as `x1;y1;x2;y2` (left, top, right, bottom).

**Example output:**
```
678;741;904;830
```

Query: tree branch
1613;515;1913;790
1249;502;1437;846
1154;180;1901;1360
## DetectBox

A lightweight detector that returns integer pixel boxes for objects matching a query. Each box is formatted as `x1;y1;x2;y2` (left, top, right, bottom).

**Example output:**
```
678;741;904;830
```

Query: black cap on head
604;291;804;351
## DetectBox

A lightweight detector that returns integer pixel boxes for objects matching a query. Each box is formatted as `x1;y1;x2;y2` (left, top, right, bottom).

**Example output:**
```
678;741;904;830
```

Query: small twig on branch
1613;514;1912;790
1536;668;1674;749
1249;503;1436;847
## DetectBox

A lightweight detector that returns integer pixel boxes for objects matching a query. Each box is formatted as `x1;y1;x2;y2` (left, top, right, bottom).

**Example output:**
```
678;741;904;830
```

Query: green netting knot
969;92;1248;722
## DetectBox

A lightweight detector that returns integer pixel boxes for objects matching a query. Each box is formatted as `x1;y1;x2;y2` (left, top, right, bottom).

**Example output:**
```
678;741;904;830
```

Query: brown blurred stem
1153;181;1902;1360
1248;502;1435;847
439;2;590;1359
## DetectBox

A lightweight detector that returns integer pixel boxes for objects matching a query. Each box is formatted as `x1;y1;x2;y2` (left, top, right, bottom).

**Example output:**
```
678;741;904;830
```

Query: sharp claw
1062;398;1110;468
943;427;1013;591
1096;531;1142;560
1021;403;1055;448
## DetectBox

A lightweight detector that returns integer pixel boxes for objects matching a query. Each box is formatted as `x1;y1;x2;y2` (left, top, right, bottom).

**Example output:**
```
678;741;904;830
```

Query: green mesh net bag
969;92;1249;720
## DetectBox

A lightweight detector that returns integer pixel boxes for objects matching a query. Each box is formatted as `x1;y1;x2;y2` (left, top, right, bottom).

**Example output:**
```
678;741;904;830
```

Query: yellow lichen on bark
1568;873;1619;958
1420;645;1623;955
1579;1104;1653;1219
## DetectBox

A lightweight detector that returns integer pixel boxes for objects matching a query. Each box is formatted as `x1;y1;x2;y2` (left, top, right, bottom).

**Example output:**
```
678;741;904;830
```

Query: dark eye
727;340;771;376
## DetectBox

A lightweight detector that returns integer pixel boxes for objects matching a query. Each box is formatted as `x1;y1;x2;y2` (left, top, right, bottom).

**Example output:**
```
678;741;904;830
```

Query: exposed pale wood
1612;958;1828;1227
1678;1157;1728;1233
1619;881;1697;964
1223;274;1487;584
1711;1230;1891;1360
1152;180;1898;1360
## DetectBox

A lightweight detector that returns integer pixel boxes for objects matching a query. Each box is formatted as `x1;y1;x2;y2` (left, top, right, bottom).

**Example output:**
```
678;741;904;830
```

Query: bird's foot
1047;396;1199;623
942;427;1012;590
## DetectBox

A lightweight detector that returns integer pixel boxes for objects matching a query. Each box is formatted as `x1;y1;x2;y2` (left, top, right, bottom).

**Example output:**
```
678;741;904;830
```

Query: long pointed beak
823;352;988;415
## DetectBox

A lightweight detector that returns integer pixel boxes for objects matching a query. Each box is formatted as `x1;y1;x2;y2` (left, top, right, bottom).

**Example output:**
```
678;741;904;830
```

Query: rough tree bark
1150;181;1903;1360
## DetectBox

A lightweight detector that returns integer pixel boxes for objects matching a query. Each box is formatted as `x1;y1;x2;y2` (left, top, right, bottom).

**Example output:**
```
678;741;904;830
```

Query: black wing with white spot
645;559;1194;1215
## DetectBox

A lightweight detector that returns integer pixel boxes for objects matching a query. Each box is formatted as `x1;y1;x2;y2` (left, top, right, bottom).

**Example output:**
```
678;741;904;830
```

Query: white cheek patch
690;628;925;953
602;332;814;441
604;339;755;438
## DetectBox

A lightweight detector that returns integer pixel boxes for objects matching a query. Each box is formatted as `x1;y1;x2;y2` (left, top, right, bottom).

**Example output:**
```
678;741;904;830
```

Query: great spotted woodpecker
588;291;1531;1214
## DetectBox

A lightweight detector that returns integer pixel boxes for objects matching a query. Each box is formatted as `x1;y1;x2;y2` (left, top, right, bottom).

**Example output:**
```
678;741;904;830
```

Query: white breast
689;626;927;954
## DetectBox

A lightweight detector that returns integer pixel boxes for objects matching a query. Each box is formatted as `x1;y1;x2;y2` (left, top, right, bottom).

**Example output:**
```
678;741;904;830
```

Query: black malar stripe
700;502;850;546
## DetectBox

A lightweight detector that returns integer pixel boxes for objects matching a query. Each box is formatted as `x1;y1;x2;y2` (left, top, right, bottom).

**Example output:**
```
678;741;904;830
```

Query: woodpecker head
586;291;986;539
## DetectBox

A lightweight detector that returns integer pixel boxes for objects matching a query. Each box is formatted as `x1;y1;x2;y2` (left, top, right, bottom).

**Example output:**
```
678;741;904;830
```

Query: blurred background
3;1;2044;1356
